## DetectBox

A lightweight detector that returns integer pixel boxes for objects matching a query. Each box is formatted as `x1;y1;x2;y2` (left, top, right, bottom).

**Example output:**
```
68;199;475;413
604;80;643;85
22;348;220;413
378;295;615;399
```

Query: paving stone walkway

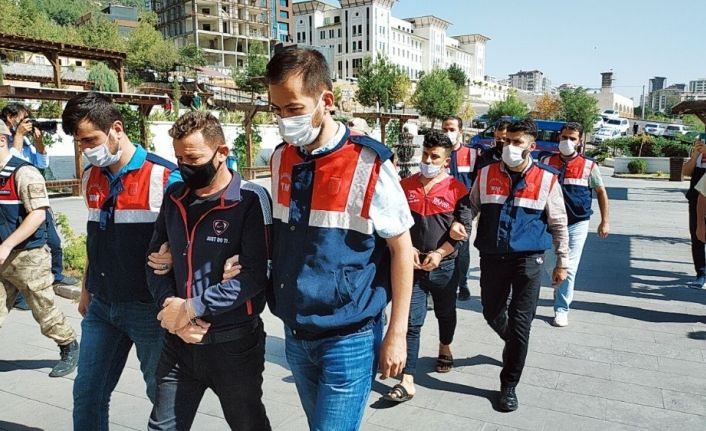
1;169;705;430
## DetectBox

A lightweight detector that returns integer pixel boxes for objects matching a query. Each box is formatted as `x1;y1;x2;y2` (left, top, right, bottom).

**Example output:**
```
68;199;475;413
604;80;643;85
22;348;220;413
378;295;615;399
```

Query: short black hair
560;121;584;138
423;130;453;155
62;92;123;135
1;103;30;121
507;119;538;140
494;118;513;132
441;116;463;129
265;47;332;98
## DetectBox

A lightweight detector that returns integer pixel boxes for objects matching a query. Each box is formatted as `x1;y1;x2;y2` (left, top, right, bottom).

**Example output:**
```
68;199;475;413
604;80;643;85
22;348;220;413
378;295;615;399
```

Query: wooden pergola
0;32;127;91
350;112;419;145
671;100;706;126
225;102;272;180
0;85;167;194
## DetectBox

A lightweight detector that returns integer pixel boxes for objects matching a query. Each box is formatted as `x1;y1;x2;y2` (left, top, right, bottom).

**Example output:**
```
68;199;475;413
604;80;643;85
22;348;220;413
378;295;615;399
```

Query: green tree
171;79;182;120
412;68;463;128
37;0;96;26
355;54;410;112
534;93;562;120
78;16;126;51
36;101;63;118
233;41;268;97
88;62;119;92
117;104;144;144
179;44;208;67
682;114;705;132
446;63;468;89
487;92;529;123
558;87;600;133
126;11;179;73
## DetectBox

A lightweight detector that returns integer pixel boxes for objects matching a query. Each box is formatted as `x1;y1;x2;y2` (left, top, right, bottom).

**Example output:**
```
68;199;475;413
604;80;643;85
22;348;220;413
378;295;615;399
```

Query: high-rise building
508;70;551;94
649;76;666;93
152;0;293;69
291;0;488;82
689;79;706;93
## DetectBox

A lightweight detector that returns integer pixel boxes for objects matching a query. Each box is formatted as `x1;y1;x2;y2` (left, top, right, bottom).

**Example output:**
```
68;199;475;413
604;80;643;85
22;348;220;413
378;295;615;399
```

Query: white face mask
446;131;459;145
502;145;527;168
84;130;122;167
276;96;324;147
419;161;443;178
559;139;577;156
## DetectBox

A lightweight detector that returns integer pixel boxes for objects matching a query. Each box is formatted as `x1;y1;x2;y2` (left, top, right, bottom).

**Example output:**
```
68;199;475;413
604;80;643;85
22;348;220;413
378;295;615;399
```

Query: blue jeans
547;220;590;313
73;296;164;431
284;319;383;431
45;210;66;283
454;240;471;290
405;259;458;376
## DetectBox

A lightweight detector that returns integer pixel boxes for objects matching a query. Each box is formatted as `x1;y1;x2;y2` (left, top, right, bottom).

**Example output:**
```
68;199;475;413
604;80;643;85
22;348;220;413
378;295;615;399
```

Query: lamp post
395;128;417;178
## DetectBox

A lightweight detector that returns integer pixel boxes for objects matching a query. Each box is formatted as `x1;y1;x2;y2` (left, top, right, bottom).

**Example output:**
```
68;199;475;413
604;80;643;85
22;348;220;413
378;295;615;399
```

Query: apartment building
152;0;293;69
291;0;488;82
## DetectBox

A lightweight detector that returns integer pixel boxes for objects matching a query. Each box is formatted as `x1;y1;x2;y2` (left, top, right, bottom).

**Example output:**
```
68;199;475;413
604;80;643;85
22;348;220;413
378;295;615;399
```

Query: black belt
195;318;260;345
290;316;378;342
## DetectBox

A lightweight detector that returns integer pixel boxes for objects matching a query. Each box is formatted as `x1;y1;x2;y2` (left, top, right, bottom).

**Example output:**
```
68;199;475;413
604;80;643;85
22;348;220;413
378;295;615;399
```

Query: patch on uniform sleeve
28;183;47;199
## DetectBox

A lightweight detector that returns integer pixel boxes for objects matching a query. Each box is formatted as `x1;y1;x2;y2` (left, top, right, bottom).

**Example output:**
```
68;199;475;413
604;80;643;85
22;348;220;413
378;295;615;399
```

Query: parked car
471;119;566;155
593;117;603;130
643;123;666;136
593;127;622;144
472;114;490;129
663;124;689;139
603;118;630;135
601;109;620;121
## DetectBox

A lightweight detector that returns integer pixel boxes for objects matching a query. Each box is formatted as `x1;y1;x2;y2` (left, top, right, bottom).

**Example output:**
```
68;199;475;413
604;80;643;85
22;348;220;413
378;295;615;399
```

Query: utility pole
641;84;647;120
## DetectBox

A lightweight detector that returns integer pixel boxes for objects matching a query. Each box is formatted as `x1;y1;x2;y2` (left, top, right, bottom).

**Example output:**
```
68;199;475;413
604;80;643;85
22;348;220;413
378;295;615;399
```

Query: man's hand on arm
449;221;468;241
147;242;173;275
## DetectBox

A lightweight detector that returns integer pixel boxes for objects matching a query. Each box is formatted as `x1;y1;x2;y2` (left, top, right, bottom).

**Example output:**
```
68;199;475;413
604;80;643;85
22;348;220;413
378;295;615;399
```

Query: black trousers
480;253;543;387
688;200;706;277
148;321;271;431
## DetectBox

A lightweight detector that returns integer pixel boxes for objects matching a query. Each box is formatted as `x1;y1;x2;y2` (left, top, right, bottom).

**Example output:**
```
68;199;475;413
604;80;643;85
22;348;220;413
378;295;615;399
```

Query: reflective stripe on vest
542;154;594;187
83;162;168;225
478;163;555;211
271;142;378;235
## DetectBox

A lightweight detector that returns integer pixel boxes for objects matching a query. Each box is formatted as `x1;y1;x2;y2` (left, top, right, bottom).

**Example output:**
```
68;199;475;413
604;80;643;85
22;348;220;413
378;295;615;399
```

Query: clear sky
313;0;706;102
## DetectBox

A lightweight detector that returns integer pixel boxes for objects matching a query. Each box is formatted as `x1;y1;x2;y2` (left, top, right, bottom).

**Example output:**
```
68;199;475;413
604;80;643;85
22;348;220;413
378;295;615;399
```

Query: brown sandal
435;354;454;373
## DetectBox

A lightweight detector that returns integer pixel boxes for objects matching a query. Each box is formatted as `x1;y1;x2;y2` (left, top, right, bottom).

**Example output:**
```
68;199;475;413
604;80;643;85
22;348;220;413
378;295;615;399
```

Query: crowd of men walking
0;47;618;430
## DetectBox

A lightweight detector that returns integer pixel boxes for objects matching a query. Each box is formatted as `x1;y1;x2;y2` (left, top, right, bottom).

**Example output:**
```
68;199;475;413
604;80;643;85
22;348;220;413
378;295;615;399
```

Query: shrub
232;125;262;168
55;212;86;276
661;142;691;157
627;159;648;174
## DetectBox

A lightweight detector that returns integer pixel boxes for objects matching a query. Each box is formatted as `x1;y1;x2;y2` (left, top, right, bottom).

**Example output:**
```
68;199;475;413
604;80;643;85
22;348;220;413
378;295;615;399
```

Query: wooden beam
46;53;62;88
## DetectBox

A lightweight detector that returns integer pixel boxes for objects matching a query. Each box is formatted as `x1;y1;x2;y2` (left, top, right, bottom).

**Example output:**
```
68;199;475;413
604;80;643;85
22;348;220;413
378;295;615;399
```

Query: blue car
471;119;567;157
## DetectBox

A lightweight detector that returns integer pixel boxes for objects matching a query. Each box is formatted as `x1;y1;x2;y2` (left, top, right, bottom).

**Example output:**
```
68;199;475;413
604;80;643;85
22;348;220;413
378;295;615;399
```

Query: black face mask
179;150;222;190
493;141;505;158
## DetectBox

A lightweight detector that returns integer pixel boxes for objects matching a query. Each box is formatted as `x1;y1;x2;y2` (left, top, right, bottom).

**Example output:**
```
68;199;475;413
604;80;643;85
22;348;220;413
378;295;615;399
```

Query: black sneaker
53;276;80;286
457;287;471;301
498;385;518;412
49;340;79;378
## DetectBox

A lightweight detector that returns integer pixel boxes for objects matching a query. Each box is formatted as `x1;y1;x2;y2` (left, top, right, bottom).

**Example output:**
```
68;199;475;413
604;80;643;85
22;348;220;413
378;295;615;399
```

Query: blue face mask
419;161;442;178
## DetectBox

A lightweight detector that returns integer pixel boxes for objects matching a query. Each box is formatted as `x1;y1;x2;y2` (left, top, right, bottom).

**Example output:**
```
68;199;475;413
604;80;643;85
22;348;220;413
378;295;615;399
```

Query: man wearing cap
0;120;79;378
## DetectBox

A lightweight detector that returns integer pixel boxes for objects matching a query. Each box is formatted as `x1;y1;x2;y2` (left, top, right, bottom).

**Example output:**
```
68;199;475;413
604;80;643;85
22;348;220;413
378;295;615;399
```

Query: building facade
508;70;551;94
152;0;293;69
291;0;488;83
591;72;634;118
689;79;706;94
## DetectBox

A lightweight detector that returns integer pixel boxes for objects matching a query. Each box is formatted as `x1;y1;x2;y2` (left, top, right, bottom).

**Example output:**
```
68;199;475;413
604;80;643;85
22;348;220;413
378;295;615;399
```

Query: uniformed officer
0;120;79;377
453;119;569;411
541;122;610;326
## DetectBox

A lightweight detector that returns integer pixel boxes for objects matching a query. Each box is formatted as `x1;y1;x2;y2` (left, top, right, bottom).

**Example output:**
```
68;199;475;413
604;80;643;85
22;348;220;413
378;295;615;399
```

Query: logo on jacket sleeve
213;220;229;236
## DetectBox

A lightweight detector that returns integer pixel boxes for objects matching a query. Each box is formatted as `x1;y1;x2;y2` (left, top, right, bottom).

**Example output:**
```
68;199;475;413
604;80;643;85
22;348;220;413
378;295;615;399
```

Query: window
201;7;210;14
320;30;325;39
280;0;288;6
338;44;342;53
338;28;341;37
329;29;334;38
352;41;357;52
358;40;362;50
202;23;211;31
279;11;288;19
334;16;340;23
358;24;362;34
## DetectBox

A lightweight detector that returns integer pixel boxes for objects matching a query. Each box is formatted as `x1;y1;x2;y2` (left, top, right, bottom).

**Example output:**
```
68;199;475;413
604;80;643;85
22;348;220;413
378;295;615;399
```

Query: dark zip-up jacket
146;171;272;332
